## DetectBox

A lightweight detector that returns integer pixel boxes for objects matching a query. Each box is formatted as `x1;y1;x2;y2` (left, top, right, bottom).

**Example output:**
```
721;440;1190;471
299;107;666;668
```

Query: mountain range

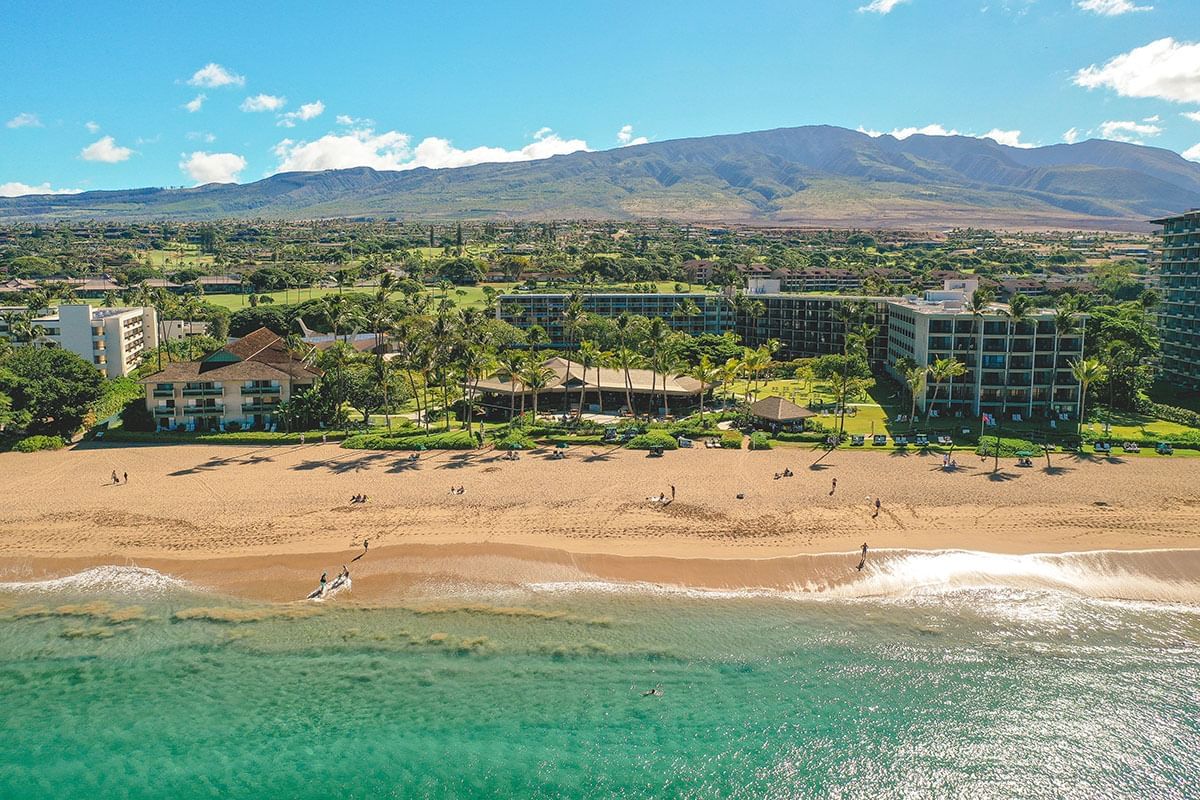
3;125;1198;229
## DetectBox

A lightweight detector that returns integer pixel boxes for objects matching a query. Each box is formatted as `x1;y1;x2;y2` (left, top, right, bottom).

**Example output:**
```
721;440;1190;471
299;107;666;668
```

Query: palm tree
689;355;721;425
613;346;640;417
1070;357;1109;438
1000;293;1034;420
643;317;669;418
966;287;996;416
614;312;636;415
520;361;557;419
742;346;771;401
559;293;585;418
1048;298;1078;419
721;357;744;407
904;364;928;429
497;350;527;421
574;339;606;421
926;356;967;420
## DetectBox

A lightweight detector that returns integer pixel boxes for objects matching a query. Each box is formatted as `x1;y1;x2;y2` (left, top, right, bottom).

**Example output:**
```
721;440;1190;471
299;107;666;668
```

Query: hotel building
140;328;320;432
0;304;157;378
1153;209;1200;387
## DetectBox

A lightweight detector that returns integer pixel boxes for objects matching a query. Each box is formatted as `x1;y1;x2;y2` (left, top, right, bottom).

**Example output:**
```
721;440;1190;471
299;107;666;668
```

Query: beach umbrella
1016;450;1033;457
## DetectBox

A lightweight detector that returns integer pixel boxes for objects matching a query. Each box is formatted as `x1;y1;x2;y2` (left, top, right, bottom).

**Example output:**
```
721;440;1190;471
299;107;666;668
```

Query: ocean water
1;559;1199;799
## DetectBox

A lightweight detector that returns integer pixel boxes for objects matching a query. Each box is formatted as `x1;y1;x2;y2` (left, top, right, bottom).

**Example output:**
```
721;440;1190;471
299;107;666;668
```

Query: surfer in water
642;684;664;697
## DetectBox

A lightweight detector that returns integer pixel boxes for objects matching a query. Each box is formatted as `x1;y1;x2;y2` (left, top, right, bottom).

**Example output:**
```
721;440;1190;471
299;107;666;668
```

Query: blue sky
2;0;1199;196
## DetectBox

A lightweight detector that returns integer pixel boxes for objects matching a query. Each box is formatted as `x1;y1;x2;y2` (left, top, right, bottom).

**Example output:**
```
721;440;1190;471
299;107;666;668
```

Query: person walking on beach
829;477;837;496
123;471;128;484
670;485;676;500
857;543;868;571
111;470;119;485
873;498;881;518
319;571;328;596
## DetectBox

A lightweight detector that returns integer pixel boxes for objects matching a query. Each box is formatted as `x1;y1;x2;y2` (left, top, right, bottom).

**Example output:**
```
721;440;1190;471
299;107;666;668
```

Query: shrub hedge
13;435;66;453
748;432;773;451
720;431;743;449
625;431;679;450
342;431;476;450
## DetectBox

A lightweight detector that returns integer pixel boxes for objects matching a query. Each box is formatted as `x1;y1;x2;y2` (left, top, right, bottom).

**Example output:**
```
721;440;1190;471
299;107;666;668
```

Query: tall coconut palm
559;293;585;418
643;317;669;418
903;364;928;429
926;356;967;420
1047;298;1078;418
721;356;745;407
497;350;527;421
574;339;601;421
966;287;996;416
689;355;721;425
520;361;557;419
1070;357;1109;438
742;346;771;401
614;312;636;415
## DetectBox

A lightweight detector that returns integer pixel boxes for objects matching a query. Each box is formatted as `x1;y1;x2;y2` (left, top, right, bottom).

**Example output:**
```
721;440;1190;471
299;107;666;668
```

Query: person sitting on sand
783;468;793;477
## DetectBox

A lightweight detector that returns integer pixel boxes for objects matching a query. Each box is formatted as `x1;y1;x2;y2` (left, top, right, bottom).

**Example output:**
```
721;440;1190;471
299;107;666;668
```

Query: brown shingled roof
748;396;815;422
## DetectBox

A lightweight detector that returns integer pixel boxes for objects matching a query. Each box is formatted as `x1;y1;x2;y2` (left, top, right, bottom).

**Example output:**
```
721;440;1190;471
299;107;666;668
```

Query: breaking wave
0;565;189;596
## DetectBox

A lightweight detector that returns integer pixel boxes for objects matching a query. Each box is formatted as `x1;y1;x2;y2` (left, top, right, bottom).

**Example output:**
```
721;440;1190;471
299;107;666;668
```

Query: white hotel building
0;304;158;378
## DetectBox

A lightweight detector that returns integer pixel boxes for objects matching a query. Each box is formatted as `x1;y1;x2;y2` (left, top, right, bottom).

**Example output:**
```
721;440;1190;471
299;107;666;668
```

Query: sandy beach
2;441;1199;600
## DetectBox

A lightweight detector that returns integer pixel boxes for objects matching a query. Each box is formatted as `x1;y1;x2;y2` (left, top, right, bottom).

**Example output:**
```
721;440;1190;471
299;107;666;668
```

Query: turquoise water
2;574;1199;798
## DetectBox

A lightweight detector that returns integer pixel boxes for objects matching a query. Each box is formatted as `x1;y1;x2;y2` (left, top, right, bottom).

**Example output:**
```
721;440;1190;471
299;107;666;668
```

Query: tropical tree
1000;293;1033;418
722;356;745;407
689;354;721;425
926;356;967;419
1070;357;1109;437
574;339;606;421
497;350;527;421
966;286;996;416
1047;298;1078;418
519;361;557;418
903;364;928;429
559;293;585;417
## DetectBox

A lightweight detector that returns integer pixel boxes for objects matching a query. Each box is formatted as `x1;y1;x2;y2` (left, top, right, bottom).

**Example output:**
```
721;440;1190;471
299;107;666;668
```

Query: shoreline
4;542;1200;606
3;442;1200;602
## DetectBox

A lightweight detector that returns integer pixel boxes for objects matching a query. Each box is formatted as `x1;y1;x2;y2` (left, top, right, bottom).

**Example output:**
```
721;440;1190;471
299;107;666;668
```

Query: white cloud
1184;143;1200;161
187;131;217;143
80;135;133;163
1075;0;1152;15
981;128;1036;148
272;126;590;173
85;121;100;133
278;100;325;127
890;123;962;139
1063;127;1081;144
616;124;649;146
1075;38;1200;103
179;151;247;184
1182;111;1200;122
858;0;909;13
184;94;206;113
1143;115;1161;122
241;94;286;112
1097;119;1163;143
187;63;244;88
6;112;41;128
0;181;83;197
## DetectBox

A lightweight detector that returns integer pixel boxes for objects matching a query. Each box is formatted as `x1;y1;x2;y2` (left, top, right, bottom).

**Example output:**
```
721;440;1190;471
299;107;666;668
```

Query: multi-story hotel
884;281;1085;419
140;327;320;432
1153;209;1200;387
497;292;733;341
0;303;157;378
495;281;1087;420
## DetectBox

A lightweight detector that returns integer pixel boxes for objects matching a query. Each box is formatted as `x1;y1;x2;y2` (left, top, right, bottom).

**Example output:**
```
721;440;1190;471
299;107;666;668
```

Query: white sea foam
524;549;1200;606
0;565;189;596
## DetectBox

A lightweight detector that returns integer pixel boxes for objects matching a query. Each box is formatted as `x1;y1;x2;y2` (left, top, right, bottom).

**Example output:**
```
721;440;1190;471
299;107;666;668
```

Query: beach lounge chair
850;435;865;446
1122;442;1140;453
677;437;694;448
915;434;929;447
872;434;888;446
1156;442;1174;455
894;436;908;447
1094;441;1111;454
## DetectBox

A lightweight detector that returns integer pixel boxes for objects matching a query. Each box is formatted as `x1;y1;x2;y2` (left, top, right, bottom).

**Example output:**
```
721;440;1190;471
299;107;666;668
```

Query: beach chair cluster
1094;441;1112;454
1120;441;1141;453
703;437;723;448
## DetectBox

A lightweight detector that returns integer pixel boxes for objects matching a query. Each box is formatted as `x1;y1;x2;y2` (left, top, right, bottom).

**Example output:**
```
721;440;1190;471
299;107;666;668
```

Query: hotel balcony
242;402;279;413
240;385;280;396
153;407;177;417
152;389;174;398
183;405;224;415
182;387;223;397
